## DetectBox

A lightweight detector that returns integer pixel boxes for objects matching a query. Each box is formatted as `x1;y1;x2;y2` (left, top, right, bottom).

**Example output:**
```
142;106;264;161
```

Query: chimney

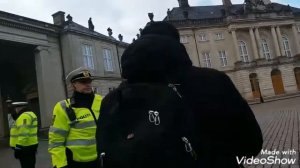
222;0;232;15
52;11;65;26
183;11;189;19
222;0;232;7
178;0;189;8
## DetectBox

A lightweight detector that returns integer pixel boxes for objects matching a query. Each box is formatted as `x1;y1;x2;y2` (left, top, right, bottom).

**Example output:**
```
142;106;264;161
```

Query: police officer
48;67;102;168
9;101;38;168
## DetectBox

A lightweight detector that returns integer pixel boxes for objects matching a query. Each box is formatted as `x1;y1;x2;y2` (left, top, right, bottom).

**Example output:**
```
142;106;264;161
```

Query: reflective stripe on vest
66;139;96;146
49;127;69;137
16;125;36;129
10;133;37;137
49;139;96;149
59;101;97;128
48;142;65;149
71;121;95;129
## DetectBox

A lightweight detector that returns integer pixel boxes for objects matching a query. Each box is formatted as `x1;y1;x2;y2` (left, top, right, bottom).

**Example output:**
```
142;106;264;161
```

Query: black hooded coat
97;25;263;168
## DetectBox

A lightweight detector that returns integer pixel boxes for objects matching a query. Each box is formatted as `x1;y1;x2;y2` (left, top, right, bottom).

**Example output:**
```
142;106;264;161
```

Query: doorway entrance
271;69;285;95
0;40;40;138
249;73;261;99
294;67;300;91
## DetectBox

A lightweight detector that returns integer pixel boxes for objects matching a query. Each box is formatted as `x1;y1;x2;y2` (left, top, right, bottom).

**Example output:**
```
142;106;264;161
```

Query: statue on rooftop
88;17;94;31
118;34;123;42
66;14;73;22
148;13;154;22
107;27;113;36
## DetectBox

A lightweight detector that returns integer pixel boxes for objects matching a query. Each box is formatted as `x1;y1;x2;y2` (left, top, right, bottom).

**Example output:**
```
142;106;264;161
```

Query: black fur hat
141;21;180;42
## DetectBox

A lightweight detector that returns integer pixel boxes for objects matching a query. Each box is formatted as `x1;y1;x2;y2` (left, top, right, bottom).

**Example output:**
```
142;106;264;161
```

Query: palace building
164;0;300;102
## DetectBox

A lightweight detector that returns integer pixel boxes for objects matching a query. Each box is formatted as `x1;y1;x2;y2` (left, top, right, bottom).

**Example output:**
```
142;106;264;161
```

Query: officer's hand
14;148;21;159
53;166;68;168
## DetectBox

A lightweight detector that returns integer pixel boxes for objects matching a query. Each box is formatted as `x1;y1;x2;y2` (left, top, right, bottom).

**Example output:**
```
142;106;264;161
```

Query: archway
0;40;40;138
271;69;285;95
294;67;300;91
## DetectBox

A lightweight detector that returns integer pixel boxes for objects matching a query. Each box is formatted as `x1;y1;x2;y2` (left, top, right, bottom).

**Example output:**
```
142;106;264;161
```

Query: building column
231;29;240;62
0;88;6;138
249;27;259;60
292;24;300;55
34;46;65;128
254;27;263;59
271;26;281;57
276;26;285;56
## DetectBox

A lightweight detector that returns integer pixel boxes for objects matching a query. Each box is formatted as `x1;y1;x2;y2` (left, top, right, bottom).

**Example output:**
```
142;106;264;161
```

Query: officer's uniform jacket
10;111;38;148
48;94;102;168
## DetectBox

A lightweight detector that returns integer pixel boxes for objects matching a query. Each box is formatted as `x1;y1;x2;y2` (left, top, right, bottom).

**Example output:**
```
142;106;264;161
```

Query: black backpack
96;83;197;168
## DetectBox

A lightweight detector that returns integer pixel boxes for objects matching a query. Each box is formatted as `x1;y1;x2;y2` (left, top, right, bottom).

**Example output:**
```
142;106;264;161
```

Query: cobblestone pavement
0;97;299;168
245;97;300;168
0;140;51;168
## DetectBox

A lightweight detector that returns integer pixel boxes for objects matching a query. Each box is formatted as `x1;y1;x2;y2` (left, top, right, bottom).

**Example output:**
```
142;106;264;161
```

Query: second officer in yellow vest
48;67;102;168
10;101;38;168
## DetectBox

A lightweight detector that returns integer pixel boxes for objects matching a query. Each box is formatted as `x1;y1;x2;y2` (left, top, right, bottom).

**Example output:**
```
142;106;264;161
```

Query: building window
218;50;228;67
180;36;188;43
109;87;116;92
202;52;211;68
261;39;272;60
82;44;94;69
215;32;224;40
103;48;114;72
93;87;99;93
282;36;292;57
238;41;250;62
198;33;207;41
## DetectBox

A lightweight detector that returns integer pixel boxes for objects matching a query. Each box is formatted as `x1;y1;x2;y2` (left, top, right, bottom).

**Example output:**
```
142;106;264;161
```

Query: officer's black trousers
18;152;36;168
68;160;100;168
66;148;100;168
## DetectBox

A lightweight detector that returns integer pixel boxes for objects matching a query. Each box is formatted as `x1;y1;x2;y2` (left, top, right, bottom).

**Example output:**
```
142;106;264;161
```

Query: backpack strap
60;100;77;125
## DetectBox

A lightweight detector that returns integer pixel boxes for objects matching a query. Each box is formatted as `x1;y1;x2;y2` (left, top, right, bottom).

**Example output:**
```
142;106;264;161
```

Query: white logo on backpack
148;110;160;125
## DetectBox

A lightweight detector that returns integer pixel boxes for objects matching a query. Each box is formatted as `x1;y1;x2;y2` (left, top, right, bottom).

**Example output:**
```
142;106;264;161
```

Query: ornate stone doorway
271;69;285;95
249;73;261;99
294;67;300;91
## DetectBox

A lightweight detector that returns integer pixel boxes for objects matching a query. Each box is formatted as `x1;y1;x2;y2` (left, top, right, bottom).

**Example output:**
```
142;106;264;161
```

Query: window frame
238;41;250;63
261;39;272;60
180;36;188;44
202;52;212;68
215;32;224;40
218;50;228;67
282;36;292;57
198;33;208;42
103;48;114;72
82;44;94;70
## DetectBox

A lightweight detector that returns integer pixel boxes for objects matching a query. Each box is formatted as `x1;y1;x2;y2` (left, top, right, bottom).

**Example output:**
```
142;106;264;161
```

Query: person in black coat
100;21;263;168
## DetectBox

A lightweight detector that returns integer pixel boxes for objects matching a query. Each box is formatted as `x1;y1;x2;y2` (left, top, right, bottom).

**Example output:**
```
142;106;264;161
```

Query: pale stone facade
165;0;300;102
0;10;127;137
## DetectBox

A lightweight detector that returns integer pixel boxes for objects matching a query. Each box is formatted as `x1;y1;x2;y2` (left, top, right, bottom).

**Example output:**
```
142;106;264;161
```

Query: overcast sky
0;0;299;42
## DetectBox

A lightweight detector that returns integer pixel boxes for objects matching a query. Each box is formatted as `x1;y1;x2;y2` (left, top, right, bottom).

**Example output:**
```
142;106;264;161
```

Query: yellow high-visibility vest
48;94;102;168
10;111;38;148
